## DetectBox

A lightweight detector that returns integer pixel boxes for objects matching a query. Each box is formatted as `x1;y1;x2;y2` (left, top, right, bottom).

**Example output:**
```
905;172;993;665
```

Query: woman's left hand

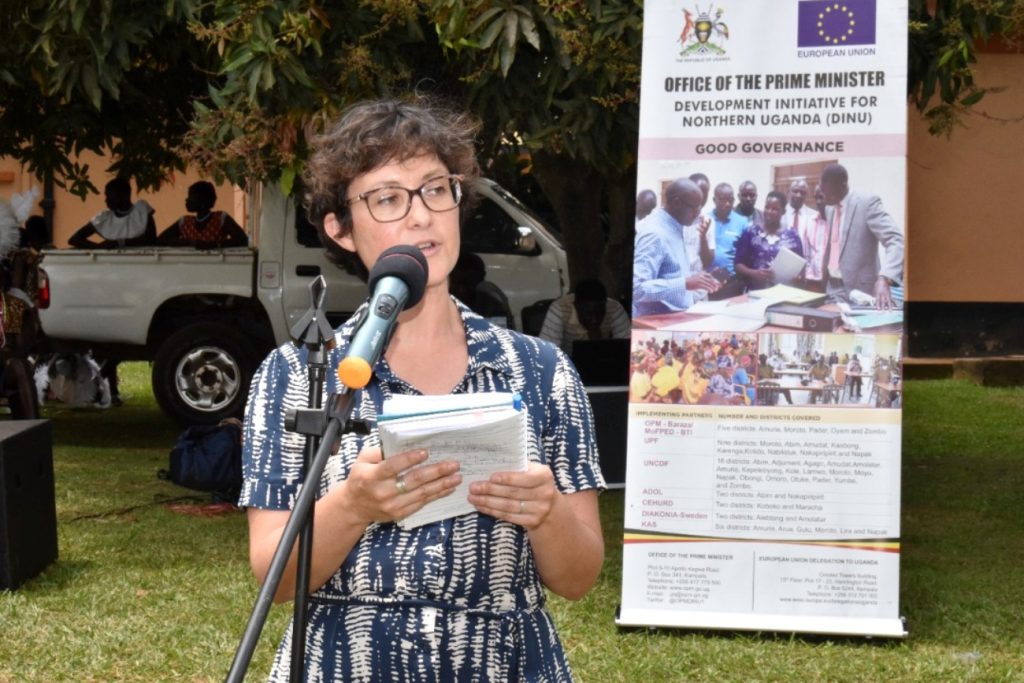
468;462;557;530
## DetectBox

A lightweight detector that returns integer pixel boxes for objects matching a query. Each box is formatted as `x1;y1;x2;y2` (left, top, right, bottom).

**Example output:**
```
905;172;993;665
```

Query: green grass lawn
1;367;1022;682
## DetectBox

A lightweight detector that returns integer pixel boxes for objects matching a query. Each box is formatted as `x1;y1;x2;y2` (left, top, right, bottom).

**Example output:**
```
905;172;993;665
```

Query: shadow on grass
43;403;179;450
20;560;95;594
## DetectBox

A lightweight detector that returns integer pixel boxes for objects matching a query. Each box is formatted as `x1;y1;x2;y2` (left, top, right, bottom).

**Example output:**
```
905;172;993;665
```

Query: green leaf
503;11;518;50
260;62;276;90
72;1;88;34
208;84;228;109
518;13;540;51
959;89;985;106
247;64;262;101
281;165;297;197
500;40;514;77
479;12;505;49
469;7;505;33
221;48;255;74
81;64;102;110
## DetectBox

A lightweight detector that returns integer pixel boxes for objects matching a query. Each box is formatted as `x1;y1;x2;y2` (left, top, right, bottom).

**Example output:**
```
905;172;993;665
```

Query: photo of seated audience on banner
756;332;902;408
629;331;759;406
632;156;905;334
629;330;902;409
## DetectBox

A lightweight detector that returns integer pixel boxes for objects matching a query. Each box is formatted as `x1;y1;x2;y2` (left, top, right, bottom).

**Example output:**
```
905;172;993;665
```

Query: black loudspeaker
587;389;628;487
0;419;57;590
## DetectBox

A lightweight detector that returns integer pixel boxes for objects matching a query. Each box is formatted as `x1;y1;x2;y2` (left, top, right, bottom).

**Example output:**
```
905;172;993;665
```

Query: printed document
378;392;528;529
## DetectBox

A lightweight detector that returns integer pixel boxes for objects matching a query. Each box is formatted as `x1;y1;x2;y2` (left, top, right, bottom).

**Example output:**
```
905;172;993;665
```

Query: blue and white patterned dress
240;300;605;682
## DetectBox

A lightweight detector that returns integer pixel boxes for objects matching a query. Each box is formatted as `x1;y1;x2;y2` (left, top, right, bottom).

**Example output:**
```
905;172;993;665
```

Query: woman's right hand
342;446;462;525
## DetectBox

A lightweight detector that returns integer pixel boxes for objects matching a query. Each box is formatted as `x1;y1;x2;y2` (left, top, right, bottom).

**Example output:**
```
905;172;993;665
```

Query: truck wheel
152;322;259;426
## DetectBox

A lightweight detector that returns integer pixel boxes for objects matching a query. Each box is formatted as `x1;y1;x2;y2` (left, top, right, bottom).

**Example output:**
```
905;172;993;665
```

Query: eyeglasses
345;174;463;223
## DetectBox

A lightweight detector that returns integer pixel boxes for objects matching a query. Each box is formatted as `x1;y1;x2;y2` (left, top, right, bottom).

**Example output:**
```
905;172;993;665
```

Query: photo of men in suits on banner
632;155;905;332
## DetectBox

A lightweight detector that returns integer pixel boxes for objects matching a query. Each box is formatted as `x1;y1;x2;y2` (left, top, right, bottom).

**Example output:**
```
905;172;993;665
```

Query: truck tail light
37;268;50;309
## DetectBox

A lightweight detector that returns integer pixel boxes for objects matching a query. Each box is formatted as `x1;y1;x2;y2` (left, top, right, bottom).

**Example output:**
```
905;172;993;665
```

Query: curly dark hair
302;96;482;277
765;190;788;208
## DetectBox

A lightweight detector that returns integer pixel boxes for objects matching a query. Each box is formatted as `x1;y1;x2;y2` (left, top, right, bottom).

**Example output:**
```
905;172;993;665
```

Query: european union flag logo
798;0;876;47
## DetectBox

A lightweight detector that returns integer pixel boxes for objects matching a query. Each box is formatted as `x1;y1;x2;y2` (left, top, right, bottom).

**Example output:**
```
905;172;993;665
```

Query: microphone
337;245;429;389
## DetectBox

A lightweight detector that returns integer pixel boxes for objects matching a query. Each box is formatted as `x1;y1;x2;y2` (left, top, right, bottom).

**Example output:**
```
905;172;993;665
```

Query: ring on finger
518;500;525;514
395;475;408;495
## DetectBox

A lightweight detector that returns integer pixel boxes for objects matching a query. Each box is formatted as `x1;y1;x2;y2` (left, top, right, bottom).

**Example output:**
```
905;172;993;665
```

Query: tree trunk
531;149;607;291
602;165;636;303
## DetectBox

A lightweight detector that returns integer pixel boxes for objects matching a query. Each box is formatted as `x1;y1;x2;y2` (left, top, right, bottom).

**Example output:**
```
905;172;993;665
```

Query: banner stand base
615;607;908;639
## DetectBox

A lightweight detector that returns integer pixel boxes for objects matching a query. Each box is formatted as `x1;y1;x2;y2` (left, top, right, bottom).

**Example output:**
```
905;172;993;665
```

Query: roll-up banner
620;1;908;637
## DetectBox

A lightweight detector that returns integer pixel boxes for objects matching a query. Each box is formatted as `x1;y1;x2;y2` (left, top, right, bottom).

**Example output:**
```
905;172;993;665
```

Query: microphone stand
225;277;367;683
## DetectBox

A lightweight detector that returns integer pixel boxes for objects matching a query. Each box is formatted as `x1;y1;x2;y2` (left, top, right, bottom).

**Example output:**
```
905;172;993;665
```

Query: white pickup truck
35;180;567;425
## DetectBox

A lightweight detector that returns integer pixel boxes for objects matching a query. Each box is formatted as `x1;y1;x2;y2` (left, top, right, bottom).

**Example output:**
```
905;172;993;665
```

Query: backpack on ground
159;418;242;503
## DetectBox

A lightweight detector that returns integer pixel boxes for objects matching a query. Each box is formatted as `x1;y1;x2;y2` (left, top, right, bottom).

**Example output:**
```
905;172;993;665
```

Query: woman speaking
239;96;605;682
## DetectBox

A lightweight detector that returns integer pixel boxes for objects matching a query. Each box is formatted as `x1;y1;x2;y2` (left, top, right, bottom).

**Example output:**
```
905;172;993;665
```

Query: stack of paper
747;283;827;306
844;311;904;330
378;392;528;529
666;298;776;332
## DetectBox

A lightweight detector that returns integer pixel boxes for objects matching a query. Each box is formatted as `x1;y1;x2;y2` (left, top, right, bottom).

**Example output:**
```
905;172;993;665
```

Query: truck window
461;197;536;255
295;204;322;248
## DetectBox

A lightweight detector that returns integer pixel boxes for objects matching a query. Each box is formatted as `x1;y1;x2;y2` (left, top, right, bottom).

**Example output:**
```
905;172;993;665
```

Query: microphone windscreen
367;245;429;309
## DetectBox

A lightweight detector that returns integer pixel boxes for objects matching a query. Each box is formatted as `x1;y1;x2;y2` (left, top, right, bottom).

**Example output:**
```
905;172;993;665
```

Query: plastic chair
821;382;843;405
756;380;780;406
832;364;850;402
869;367;892;406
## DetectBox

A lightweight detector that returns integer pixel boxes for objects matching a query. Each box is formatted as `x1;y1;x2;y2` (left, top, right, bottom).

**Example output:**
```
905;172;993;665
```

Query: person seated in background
680;352;708;405
756;352;794;404
21;216;53;250
628;350;654;402
539;278;630;354
731;358;755;405
448;250;514;328
651;352;682;403
806;357;833;404
68;177;156;249
734;191;803;292
68;176;156;404
0;195;40;418
873;359;895;406
707;357;736;398
158;181;247;249
808;357;832;381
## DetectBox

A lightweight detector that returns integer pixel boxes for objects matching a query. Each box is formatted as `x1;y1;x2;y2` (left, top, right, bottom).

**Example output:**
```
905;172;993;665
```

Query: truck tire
152;322;260;426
